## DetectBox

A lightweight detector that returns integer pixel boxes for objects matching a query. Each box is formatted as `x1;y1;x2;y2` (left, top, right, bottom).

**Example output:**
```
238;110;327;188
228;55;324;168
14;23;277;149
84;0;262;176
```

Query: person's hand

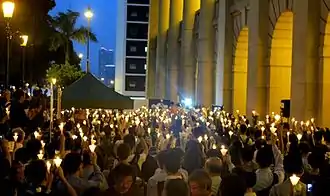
90;152;97;165
46;171;54;190
55;167;65;181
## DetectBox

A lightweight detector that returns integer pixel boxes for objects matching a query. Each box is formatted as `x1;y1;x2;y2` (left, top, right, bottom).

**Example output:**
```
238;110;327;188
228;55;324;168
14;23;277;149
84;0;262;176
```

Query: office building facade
148;0;330;127
115;0;149;97
98;47;115;87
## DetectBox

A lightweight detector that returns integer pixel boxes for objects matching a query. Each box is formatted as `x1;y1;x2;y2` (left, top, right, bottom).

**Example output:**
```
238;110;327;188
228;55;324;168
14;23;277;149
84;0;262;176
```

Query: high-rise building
98;47;115;87
115;0;149;97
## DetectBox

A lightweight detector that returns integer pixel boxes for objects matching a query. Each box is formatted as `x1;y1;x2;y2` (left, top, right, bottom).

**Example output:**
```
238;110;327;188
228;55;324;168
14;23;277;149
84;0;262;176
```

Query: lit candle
89;144;96;152
274;114;280;122
54;156;62;167
41;140;45;148
72;135;77;140
252;110;256;116
76;123;80;129
289;174;300;186
83;136;88;142
297;133;302;141
228;131;233;138
34;131;40;139
37;150;44;160
212;144;217;149
166;134;170;140
204;134;208;141
147;128;151;134
83;120;87;125
198;136;203;143
220;145;228;156
13;132;18;142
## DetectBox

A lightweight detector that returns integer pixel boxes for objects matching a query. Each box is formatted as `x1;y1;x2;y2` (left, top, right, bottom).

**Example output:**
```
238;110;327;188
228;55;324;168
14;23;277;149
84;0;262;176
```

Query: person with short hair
205;157;222;195
60;152;105;195
188;169;213;196
105;163;136;196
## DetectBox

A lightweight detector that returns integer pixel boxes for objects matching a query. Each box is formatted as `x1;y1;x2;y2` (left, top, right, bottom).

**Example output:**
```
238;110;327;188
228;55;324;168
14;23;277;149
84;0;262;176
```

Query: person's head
240;124;247;135
82;151;92;166
206;149;221;159
26;139;42;160
4;90;10;101
123;134;135;152
220;174;246;196
314;131;324;144
308;152;324;170
156;150;167;169
284;154;303;176
25;160;48;186
13;89;25;103
242;147;254;163
299;142;310;156
165;179;189;196
112;164;134;194
256;145;273;168
164;149;181;174
12;128;25;144
188;169;212;196
117;143;131;162
205;157;222;176
62;153;83;176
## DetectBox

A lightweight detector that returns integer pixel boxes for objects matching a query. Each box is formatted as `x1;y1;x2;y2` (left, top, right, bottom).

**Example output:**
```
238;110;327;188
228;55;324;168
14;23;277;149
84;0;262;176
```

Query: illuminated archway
320;14;330;127
233;27;248;115
268;12;293;114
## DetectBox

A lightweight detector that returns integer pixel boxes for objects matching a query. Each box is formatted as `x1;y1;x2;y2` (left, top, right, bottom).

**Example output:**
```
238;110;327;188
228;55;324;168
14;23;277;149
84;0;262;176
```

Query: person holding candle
60;152;105;195
253;135;284;195
25;159;77;196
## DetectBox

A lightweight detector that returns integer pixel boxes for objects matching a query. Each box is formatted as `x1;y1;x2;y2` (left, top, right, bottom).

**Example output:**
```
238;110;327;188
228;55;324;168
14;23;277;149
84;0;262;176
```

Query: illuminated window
130;46;137;52
129;64;137;69
130;12;137;17
129;82;136;87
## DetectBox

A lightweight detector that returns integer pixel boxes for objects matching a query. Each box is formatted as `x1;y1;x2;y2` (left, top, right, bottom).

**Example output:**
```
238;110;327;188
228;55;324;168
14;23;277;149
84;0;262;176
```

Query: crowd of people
0;88;329;196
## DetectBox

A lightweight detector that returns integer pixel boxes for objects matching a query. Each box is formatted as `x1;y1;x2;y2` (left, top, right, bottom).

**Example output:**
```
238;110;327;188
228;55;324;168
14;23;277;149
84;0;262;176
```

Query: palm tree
50;10;97;64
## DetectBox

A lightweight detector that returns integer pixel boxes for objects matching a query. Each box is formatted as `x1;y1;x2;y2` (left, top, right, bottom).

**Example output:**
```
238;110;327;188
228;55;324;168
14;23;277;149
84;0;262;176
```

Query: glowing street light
3;1;15;88
84;6;93;73
110;80;114;84
20;35;28;47
2;1;15;18
78;53;83;59
84;7;94;19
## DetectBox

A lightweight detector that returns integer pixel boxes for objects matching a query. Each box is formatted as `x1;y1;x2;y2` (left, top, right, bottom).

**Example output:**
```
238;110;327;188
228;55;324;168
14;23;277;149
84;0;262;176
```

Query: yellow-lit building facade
146;0;330;127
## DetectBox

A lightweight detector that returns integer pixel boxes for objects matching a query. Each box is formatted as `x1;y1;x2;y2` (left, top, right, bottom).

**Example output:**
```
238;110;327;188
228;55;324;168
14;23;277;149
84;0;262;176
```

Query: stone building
146;0;330;127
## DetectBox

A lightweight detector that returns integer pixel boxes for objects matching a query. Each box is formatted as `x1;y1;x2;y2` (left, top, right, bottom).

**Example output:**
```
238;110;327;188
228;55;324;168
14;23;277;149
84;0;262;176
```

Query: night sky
51;0;117;75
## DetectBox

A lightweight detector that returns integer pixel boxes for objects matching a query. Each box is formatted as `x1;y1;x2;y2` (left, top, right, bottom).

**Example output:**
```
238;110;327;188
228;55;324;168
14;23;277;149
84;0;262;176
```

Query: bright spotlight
183;98;193;108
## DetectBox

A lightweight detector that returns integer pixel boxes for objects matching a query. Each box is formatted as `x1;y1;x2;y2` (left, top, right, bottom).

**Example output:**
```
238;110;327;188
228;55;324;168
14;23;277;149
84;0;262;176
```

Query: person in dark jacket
10;90;29;129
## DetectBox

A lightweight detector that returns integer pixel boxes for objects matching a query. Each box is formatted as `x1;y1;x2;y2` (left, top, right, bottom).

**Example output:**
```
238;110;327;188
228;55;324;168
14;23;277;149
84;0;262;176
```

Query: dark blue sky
51;0;117;75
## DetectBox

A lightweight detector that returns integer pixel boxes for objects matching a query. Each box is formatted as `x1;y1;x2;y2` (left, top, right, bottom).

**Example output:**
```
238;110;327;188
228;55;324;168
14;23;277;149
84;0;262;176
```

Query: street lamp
2;1;15;88
50;78;57;142
20;35;28;85
78;53;83;59
84;7;93;73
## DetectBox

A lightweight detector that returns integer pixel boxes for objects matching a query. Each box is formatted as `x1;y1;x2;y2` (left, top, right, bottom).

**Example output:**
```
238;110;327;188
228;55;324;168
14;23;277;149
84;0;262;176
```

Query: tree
46;63;85;87
50;10;98;64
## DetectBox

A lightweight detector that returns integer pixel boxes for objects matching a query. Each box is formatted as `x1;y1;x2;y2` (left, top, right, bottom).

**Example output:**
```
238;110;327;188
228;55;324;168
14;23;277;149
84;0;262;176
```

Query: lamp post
50;78;57;142
84;7;93;73
20;35;28;85
2;1;15;88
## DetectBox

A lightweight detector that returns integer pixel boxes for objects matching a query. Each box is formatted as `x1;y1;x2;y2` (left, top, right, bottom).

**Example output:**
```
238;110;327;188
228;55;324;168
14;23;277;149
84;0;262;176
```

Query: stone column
215;0;233;109
197;0;215;106
246;0;269;117
156;0;170;99
291;0;319;120
146;0;159;98
181;0;200;101
166;0;183;102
